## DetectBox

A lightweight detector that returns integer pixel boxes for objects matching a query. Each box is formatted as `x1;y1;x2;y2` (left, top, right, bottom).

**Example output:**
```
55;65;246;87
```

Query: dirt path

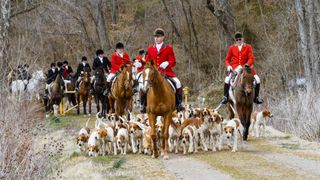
163;155;231;180
40;115;320;179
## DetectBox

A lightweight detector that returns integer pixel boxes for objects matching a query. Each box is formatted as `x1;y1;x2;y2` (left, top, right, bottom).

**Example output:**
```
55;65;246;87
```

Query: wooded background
1;0;320;139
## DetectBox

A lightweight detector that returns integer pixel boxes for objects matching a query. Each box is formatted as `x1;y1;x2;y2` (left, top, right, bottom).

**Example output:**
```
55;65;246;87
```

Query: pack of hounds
76;105;273;157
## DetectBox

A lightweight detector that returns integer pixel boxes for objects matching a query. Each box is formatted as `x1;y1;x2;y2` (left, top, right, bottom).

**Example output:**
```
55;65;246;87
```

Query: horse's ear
150;59;155;66
120;64;125;70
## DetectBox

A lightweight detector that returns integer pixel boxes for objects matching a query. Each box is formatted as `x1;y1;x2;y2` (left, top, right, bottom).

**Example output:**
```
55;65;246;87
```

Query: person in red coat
132;49;146;93
220;32;263;104
133;49;145;74
140;28;185;113
106;42;131;93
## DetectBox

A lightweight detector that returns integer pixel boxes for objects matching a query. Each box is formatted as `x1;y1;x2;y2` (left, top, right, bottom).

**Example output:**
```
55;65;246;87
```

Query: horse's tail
85;118;91;127
229;103;239;119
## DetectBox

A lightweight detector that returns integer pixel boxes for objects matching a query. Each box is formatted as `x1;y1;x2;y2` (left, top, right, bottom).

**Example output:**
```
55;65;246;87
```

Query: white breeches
171;77;181;89
225;74;261;84
107;73;116;82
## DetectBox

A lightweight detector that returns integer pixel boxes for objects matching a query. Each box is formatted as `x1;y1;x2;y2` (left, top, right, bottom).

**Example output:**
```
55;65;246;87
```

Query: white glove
159;61;169;69
81;71;84;74
235;65;242;74
227;66;233;72
134;61;142;68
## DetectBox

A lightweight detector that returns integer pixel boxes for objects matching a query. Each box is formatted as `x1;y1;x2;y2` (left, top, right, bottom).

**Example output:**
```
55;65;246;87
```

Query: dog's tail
229;104;239;119
85;118;91;127
95;112;103;129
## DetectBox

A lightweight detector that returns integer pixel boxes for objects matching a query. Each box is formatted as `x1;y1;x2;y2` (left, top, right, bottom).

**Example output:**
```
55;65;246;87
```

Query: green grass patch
46;114;96;130
91;156;121;165
112;157;126;169
70;151;81;159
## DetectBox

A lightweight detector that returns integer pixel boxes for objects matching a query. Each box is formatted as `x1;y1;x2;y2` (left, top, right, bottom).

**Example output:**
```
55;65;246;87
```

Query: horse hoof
45;114;49;118
163;155;169;160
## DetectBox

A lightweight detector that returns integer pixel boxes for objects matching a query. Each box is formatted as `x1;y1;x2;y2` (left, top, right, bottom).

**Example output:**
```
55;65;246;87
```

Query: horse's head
238;66;254;96
120;65;132;91
32;70;45;80
142;60;157;93
94;68;105;84
82;71;90;84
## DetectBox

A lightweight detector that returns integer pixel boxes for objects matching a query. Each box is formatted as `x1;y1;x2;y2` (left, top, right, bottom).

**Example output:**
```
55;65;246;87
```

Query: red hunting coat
134;55;145;73
145;43;176;77
226;43;256;75
110;53;131;74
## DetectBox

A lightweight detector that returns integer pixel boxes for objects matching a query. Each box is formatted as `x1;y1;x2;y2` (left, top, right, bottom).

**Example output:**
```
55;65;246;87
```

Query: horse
49;73;64;115
109;64;133;116
141;61;176;159
228;65;255;141
26;70;46;101
77;70;92;115
10;79;27;101
93;68;109;117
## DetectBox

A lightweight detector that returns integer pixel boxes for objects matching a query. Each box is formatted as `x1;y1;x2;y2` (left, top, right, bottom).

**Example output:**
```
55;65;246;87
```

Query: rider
220;32;263;105
21;64;31;81
62;60;74;80
92;49;111;73
92;49;111;95
133;49;146;93
75;56;91;91
106;42;131;95
46;62;57;94
140;28;185;113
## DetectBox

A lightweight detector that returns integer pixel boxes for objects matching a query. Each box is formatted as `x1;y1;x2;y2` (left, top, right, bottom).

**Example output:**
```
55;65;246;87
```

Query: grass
112;157;126;169
70;151;81;159
46;113;96;130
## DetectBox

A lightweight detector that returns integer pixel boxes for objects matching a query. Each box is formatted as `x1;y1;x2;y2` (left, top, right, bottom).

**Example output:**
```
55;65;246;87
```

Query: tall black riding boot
253;83;263;104
176;88;185;112
103;82;111;96
219;83;230;104
139;91;147;113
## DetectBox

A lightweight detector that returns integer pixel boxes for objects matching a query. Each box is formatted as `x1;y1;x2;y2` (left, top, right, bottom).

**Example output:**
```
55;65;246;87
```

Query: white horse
11;79;28;101
27;70;46;101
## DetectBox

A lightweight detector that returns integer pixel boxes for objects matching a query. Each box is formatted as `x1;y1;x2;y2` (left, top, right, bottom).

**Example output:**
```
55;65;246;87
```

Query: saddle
164;76;176;93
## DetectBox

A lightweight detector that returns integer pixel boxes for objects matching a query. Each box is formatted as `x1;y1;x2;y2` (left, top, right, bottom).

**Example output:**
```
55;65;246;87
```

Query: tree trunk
307;0;320;83
91;0;110;50
111;0;118;25
295;0;312;86
0;0;11;83
206;0;235;46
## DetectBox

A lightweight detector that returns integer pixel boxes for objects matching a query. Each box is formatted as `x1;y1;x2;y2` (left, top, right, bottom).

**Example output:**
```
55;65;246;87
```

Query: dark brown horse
93;68;109;117
228;66;254;141
109;64;133;116
141;61;176;159
77;71;92;115
49;74;64;115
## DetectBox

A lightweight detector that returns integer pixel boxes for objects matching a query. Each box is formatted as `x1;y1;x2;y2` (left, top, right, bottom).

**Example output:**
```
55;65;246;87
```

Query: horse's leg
244;105;253;141
102;96;106;117
89;96;92;115
148;113;158;158
96;96;100;113
77;94;80;115
162;113;171;160
83;97;87;115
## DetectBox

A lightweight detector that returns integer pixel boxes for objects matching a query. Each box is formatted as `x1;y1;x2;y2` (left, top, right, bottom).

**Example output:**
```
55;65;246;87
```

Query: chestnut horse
141;61;176;159
77;71;92;115
228;66;254;141
109;65;133;116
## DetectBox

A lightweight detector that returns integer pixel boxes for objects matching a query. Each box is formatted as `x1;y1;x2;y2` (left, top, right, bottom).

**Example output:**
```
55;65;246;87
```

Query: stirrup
177;104;185;112
220;96;228;104
140;106;146;113
254;97;263;104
